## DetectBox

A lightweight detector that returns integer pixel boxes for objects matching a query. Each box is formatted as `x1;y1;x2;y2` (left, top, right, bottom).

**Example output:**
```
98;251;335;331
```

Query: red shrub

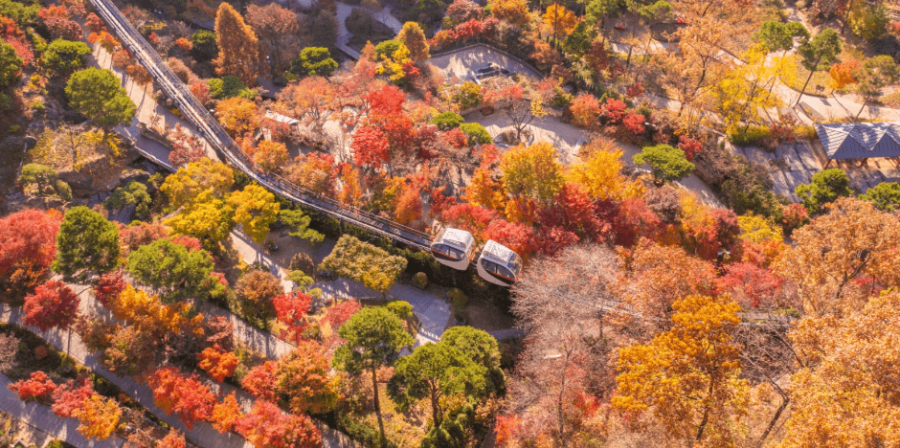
8;371;57;403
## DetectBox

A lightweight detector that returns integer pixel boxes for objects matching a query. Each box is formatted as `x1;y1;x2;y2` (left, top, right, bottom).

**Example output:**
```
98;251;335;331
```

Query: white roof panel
439;228;474;250
482;240;516;265
264;110;299;126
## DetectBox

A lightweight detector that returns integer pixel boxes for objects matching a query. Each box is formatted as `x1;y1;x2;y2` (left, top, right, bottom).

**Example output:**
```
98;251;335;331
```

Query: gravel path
469;110;727;208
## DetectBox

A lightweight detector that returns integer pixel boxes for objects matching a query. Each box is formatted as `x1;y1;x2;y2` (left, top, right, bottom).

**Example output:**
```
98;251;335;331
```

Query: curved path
0;374;125;448
88;0;432;252
0;286;359;448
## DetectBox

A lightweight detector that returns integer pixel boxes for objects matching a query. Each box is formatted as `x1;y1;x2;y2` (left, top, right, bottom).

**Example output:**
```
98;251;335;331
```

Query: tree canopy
52;206;120;281
65;68;136;128
125;239;218;302
321;235;408;299
633;144;695;184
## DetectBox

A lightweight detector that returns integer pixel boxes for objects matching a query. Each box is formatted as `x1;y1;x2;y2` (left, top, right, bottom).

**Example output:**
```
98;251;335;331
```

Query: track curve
88;0;432;252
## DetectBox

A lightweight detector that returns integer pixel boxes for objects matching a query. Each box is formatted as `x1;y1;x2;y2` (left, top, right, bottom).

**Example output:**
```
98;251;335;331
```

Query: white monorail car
476;240;523;287
430;228;477;270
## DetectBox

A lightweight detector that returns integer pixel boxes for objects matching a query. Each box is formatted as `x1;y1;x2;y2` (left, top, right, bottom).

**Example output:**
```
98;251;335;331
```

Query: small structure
816;122;900;166
258;110;301;141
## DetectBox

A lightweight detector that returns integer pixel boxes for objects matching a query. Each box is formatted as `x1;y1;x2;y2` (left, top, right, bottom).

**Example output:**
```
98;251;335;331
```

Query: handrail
88;0;432;251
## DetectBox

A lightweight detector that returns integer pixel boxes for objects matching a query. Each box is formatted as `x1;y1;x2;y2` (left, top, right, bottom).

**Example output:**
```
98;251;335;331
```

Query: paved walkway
88;41;220;169
0;287;358;448
0;374;125;448
335;2;403;59
430;44;543;82
468;109;727;208
608;34;900;124
313;239;452;348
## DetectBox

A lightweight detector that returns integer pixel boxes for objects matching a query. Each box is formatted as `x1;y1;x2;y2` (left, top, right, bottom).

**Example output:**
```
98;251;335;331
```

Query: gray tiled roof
817;123;900;159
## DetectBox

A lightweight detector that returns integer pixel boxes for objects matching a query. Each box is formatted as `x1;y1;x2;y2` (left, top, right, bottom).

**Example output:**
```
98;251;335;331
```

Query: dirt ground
0;138;25;201
465;296;515;332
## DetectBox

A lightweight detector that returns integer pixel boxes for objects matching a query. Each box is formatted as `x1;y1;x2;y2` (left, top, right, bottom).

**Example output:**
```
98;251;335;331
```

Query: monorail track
89;0;433;252
88;0;795;328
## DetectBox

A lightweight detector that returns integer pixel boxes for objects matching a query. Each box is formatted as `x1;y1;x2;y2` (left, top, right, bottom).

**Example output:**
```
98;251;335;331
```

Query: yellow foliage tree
164;190;236;243
465;168;508;212
213;2;265;85
488;0;530;26
210;392;242;433
376;43;412;84
737;214;783;244
499;142;566;203
828;60;861;90
160;158;235;209
396;22;430;62
613;295;749;445
107;285;202;337
778;290;900;447
773;197;900;315
712;44;788;134
737;214;786;267
227;184;280;243
72;394;122;440
567;145;624;200
543;3;580;39
217;97;261;137
252;140;289;172
338;165;365;207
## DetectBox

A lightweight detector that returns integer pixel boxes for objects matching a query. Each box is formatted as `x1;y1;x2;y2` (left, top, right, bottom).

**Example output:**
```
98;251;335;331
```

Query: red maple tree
483;219;538;259
92;271;126;308
323;300;362;330
0;209;62;283
242;361;279;401
148;367;215;429
23;280;80;332
51;377;94;418
235;400;321;448
351;126;391;168
8;371;57;403
273;291;312;333
441;204;499;241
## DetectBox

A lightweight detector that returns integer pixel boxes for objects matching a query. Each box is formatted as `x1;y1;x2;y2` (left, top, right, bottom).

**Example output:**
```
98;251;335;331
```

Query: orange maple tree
197;345;240;382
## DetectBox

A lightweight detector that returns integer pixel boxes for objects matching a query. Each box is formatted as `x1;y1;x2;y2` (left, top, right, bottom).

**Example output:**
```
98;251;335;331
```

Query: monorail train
430;228;477;270
476;240;523;287
431;229;523;287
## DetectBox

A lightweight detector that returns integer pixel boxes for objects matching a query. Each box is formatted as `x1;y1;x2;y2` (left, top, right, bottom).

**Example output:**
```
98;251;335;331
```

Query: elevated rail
91;0;796;328
89;0;432;252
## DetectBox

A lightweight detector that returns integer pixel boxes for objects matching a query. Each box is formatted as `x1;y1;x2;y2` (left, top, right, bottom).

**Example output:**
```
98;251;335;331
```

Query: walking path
311;239;453;347
88;41;220;171
0;374;125;448
608;33;900;123
0;287;358;448
335;2;403;59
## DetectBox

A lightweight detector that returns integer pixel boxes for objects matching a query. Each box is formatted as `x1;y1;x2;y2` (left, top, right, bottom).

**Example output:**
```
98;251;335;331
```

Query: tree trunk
431;385;442;427
372;366;387;448
855;98;868;119
557;348;571;448
626;27;636;67
757;390;789;447
795;55;822;107
695;379;715;443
